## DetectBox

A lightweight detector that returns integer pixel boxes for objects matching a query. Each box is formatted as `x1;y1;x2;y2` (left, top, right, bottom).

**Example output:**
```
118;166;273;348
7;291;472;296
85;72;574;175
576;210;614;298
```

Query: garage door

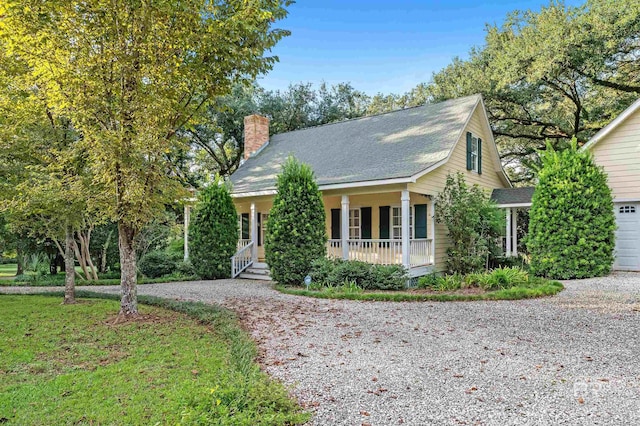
614;203;640;271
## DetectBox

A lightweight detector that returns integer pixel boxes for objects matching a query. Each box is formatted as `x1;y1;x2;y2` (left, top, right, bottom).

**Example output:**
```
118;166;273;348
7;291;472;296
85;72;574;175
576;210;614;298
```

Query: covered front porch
232;188;436;278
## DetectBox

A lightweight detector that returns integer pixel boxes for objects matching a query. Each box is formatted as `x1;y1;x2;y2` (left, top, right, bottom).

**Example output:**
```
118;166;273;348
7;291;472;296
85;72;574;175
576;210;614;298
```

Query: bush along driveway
2;273;639;425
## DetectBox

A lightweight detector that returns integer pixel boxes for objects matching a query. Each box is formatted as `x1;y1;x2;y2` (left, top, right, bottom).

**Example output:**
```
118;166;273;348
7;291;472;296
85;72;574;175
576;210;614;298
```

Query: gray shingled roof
491;187;535;206
230;94;482;195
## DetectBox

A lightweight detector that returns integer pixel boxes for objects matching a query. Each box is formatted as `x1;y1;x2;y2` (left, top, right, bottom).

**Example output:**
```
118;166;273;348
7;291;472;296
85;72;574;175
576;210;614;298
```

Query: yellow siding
408;104;508;271
590;111;640;200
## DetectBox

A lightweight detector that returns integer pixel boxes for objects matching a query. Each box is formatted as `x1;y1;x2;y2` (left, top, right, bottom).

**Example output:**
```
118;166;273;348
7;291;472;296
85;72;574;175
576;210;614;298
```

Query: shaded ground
2;273;639;425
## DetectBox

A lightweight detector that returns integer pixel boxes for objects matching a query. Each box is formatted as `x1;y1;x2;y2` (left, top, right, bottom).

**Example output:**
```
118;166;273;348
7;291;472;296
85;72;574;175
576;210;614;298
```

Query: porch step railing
231;241;254;278
237;239;252;250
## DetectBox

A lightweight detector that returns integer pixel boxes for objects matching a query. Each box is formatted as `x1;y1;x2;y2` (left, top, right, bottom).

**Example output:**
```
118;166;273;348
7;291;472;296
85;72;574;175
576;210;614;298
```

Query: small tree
189;180;238;280
435;173;504;274
265;157;327;285
528;141;615;279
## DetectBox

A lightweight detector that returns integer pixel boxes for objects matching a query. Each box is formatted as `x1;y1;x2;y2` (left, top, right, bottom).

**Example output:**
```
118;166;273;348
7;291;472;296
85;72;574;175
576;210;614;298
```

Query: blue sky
258;0;584;95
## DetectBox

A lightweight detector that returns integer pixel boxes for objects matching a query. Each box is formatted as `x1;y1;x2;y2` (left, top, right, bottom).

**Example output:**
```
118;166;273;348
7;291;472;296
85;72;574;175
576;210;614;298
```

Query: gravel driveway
3;273;639;425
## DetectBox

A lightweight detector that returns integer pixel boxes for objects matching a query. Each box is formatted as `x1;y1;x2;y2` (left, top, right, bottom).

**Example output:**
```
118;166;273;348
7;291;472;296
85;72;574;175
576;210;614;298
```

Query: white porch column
512;208;518;257
341;195;349;260
250;202;258;262
401;190;411;269
184;205;191;261
429;201;436;264
505;208;512;257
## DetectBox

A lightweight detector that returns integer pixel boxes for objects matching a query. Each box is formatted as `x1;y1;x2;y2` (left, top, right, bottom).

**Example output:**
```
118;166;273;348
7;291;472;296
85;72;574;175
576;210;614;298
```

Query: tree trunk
118;221;138;316
101;228;113;273
16;247;24;276
64;225;76;304
71;238;90;281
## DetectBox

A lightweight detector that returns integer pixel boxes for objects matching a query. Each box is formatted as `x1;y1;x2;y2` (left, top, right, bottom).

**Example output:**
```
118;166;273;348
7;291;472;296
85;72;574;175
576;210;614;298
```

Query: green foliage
435;173;504;274
527;142;615;279
265;157;327;285
0;295;308;425
417;273;463;291
465;266;530;291
189;181;238;280
309;258;408;291
417;266;539;292
138;250;179;279
279;278;564;302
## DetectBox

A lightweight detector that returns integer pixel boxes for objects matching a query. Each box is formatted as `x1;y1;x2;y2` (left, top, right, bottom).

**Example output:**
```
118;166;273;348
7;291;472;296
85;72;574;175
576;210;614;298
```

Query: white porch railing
237;239;252;251
327;239;432;267
231;241;254;278
409;238;432;267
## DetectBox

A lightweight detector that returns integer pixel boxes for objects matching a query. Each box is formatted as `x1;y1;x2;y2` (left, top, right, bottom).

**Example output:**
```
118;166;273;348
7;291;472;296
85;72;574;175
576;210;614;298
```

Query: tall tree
1;0;290;316
424;0;640;182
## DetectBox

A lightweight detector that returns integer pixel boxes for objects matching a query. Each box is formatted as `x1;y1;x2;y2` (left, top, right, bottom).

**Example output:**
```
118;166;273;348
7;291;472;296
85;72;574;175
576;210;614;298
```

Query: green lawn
0;295;308;425
0;263;17;278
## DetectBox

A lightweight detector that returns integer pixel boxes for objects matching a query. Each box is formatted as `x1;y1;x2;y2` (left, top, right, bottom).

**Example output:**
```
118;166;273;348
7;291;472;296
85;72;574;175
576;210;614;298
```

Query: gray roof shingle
491;187;535;206
230;94;481;195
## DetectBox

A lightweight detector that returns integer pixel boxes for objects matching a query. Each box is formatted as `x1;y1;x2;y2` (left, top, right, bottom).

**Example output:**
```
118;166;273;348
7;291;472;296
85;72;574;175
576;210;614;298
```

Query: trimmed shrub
369;265;407;290
309;258;407;290
265;157;327;285
189;179;238;280
527;141;615;279
434;173;504;274
138;250;178;278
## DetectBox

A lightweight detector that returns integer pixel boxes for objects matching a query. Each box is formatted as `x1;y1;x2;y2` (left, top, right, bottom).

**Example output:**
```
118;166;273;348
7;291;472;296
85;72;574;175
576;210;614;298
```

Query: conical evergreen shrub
528;141;615;279
265;156;327;285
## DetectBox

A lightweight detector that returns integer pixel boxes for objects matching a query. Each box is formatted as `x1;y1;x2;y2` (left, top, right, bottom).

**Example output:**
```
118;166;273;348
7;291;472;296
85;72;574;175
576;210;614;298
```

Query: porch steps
238;262;272;281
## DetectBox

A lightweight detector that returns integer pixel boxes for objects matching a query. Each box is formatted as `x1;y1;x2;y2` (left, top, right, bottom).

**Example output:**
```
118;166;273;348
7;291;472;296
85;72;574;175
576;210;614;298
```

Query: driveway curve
2;273;639;425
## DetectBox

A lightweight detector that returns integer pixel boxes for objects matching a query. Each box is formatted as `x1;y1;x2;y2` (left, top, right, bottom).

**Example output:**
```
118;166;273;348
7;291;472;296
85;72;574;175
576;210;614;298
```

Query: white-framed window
619;205;636;214
391;206;414;240
349;208;361;239
470;135;479;172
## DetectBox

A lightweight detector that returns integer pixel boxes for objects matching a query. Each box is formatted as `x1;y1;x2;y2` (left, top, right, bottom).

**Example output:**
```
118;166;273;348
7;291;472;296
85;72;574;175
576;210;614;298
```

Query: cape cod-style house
227;94;511;279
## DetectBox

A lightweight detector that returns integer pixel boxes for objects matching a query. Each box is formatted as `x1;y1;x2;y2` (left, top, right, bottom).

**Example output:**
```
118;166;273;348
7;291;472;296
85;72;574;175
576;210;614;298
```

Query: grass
277;280;564;302
0;263;17;278
0;293;309;425
1;274;201;287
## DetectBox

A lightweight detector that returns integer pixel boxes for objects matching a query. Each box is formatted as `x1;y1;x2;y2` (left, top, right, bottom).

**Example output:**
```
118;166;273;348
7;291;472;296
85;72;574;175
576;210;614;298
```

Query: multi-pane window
470;135;479;172
391;207;413;239
619;205;637;214
349;208;361;239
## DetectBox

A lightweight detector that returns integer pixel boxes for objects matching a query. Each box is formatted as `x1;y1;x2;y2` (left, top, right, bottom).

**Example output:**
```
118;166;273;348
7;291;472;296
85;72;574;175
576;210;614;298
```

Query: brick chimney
243;114;269;160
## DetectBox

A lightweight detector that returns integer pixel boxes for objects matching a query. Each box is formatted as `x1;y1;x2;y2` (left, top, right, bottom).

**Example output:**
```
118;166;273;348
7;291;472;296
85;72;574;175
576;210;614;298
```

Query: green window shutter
331;209;341;239
361;207;372;239
466;132;472;170
477;138;482;174
241;213;250;240
379;206;390;239
414;204;427;238
257;214;262;246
